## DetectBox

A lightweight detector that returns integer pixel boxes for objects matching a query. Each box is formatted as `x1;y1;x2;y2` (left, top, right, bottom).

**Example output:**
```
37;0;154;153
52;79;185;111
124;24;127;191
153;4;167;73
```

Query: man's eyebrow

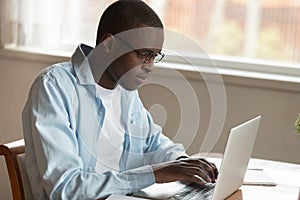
138;48;157;54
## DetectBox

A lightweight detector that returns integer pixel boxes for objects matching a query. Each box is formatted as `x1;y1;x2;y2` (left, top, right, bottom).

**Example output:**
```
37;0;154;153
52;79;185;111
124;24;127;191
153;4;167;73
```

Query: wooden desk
107;155;300;200
205;155;300;200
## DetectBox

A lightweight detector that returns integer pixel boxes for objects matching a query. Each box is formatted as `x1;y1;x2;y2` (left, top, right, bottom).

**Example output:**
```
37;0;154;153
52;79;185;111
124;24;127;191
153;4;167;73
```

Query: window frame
1;45;299;95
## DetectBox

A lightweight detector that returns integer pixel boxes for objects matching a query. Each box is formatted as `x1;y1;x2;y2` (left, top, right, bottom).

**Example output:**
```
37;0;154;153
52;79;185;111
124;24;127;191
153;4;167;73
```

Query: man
22;0;218;199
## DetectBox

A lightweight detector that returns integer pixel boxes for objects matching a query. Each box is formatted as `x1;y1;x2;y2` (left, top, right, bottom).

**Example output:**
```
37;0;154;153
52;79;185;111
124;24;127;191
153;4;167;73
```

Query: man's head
96;0;163;46
95;0;165;91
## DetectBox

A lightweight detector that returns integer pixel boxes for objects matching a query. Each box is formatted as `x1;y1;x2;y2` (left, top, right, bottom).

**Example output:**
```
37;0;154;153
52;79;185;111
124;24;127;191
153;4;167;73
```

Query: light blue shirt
22;44;188;199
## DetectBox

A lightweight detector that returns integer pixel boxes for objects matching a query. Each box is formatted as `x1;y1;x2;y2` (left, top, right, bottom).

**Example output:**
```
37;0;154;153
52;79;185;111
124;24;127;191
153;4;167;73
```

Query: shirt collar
71;44;96;85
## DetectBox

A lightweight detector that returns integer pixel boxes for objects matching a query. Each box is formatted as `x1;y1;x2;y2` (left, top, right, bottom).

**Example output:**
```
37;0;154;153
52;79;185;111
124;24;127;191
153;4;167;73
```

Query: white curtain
0;0;113;53
1;0;64;49
0;0;19;47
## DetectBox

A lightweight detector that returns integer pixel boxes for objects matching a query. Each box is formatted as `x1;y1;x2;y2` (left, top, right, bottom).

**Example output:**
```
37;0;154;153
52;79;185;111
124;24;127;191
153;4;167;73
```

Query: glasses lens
154;53;164;63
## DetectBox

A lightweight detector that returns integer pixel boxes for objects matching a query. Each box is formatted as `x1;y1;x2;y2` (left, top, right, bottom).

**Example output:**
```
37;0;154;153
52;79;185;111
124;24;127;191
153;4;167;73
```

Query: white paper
243;168;277;186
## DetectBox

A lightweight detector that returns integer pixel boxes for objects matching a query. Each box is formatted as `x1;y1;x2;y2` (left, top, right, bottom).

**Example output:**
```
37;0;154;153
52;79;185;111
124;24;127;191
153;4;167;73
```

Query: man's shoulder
30;61;78;92
37;61;75;82
41;61;72;75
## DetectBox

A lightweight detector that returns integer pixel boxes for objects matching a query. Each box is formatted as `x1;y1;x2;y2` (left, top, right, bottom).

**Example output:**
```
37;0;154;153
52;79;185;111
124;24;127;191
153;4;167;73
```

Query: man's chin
119;81;144;91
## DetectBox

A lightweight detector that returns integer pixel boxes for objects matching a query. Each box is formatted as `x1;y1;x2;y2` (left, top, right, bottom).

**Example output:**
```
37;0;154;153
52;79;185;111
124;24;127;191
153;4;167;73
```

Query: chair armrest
0;139;25;156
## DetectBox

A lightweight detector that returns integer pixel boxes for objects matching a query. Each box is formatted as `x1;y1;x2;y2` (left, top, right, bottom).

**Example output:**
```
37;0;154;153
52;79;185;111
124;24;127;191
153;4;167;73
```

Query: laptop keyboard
166;182;215;200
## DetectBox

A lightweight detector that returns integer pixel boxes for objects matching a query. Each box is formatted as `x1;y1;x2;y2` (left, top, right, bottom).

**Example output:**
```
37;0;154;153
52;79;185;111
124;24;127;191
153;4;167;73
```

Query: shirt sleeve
145;114;190;164
138;105;189;164
23;73;155;200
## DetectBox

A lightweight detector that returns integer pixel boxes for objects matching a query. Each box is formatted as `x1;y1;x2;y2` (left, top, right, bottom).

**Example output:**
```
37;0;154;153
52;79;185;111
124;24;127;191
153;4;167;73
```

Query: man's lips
136;74;149;81
136;74;149;84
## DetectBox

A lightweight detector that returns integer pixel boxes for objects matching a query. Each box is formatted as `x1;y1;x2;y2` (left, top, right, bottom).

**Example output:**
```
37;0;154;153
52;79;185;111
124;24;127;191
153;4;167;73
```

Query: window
157;0;300;64
1;0;300;70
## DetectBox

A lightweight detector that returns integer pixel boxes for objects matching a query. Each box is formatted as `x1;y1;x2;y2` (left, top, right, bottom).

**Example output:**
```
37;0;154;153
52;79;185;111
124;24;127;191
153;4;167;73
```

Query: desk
107;156;300;200
205;155;300;200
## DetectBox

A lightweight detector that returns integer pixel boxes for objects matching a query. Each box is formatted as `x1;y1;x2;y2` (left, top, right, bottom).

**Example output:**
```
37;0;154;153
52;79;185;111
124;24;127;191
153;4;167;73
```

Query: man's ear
102;33;115;53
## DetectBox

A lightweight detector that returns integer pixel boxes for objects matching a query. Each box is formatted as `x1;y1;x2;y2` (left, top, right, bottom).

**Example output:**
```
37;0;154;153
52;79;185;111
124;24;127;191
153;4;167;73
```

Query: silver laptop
133;116;261;200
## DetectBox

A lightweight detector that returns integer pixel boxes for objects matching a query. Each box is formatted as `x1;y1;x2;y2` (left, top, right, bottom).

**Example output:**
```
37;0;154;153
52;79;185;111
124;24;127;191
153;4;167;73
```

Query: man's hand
152;158;218;185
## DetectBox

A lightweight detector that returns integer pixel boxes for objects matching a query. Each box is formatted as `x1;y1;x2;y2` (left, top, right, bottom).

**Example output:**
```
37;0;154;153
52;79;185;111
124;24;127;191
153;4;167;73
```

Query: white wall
0;50;300;199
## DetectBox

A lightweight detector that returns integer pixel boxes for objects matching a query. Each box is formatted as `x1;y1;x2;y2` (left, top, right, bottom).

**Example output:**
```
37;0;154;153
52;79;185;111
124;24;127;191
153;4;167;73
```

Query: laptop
133;116;262;200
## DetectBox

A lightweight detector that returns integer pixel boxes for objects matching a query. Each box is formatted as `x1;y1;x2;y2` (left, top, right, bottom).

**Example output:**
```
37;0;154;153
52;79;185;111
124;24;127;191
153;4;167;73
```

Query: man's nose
142;62;155;73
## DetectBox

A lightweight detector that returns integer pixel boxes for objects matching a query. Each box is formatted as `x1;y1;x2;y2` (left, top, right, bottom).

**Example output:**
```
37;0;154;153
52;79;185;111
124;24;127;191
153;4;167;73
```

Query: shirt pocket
129;111;149;140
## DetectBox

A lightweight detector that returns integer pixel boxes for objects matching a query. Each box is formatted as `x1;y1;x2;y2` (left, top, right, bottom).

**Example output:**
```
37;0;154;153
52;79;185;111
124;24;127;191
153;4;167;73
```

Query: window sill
0;46;70;64
1;47;300;93
156;61;300;93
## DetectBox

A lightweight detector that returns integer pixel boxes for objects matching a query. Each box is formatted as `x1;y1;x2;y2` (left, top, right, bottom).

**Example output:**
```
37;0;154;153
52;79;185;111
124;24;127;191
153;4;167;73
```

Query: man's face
107;27;164;91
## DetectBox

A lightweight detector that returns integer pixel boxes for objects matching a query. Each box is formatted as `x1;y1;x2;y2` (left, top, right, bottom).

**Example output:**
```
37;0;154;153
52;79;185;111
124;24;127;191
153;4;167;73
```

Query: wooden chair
0;139;33;200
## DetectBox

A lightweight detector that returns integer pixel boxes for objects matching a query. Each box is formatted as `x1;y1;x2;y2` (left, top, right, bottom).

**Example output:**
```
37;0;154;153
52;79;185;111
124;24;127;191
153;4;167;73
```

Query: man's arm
23;74;155;199
142;108;218;185
151;157;218;185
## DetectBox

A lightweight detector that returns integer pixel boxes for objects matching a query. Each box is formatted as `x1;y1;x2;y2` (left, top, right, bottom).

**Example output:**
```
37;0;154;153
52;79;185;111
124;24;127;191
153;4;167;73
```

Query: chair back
0;139;33;200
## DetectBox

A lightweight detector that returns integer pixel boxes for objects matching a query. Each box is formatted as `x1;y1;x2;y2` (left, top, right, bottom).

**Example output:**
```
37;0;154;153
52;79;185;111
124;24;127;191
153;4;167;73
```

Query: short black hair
96;0;163;45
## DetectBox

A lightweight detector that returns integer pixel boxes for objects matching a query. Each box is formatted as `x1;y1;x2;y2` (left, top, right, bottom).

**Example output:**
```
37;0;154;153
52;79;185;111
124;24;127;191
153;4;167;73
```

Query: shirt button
88;166;93;172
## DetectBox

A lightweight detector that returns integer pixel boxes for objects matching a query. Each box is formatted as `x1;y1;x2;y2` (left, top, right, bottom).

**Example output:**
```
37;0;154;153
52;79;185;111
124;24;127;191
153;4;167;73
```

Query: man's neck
98;70;117;90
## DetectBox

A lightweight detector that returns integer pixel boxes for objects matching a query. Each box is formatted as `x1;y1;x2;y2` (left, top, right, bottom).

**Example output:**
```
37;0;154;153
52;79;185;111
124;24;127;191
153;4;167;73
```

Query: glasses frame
114;35;165;63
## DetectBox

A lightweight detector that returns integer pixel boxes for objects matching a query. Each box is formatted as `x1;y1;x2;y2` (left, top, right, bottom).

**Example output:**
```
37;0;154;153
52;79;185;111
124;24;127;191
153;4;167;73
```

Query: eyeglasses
115;36;165;63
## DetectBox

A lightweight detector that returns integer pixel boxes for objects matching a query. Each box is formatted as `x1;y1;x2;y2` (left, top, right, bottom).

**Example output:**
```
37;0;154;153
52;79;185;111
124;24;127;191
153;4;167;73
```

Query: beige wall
1;50;300;199
0;50;66;200
139;68;300;163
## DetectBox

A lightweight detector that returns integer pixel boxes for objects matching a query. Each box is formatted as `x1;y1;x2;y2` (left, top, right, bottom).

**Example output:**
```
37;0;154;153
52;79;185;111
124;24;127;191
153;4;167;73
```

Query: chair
0;139;33;200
